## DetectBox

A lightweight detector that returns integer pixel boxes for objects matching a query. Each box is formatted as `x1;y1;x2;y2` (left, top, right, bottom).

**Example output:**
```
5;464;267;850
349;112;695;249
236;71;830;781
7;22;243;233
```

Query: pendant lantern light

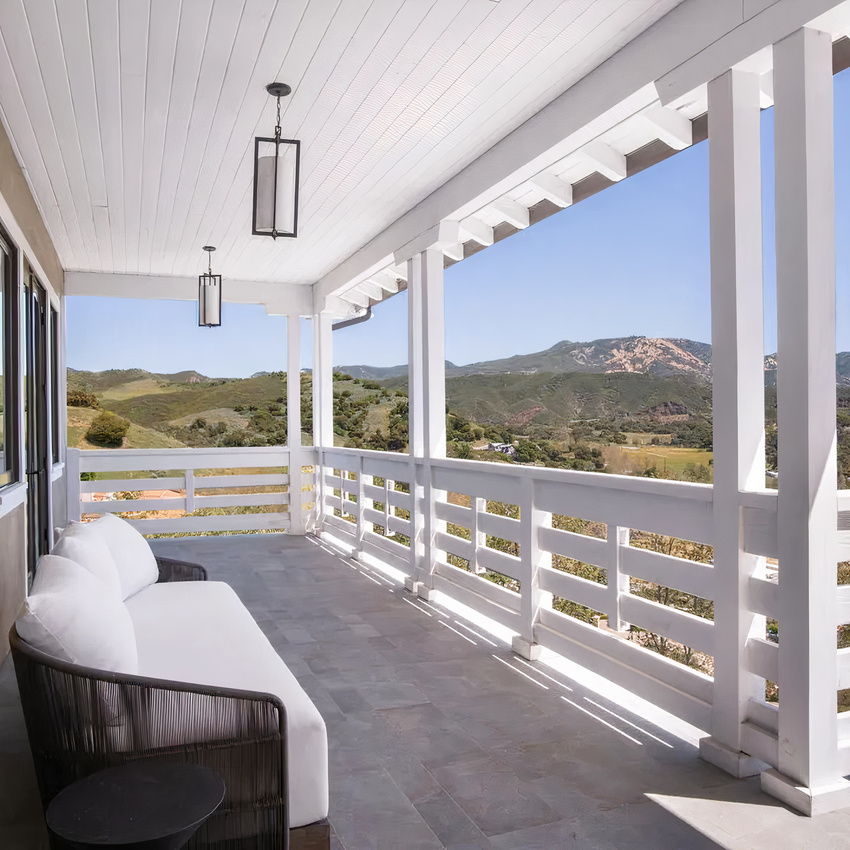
198;246;221;327
252;82;300;239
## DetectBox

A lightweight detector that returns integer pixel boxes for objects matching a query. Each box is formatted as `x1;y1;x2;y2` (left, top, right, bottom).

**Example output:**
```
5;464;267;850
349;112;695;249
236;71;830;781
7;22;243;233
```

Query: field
602;444;713;479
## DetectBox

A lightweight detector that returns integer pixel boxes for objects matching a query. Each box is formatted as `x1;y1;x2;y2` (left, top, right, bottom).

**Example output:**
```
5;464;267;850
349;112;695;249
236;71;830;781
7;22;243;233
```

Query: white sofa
12;513;329;848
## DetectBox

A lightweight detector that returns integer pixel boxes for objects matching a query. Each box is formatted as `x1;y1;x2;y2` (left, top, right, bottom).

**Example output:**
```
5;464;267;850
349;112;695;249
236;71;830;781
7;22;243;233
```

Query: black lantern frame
252;83;300;239
198;246;221;328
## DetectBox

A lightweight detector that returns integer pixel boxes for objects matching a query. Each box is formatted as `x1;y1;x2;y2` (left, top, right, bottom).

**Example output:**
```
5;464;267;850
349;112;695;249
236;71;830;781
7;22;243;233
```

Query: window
50;306;60;464
0;233;18;487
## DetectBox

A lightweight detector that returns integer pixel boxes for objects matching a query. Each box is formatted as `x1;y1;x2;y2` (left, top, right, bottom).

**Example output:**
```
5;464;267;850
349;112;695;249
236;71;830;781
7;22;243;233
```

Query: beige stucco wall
0;505;26;660
0;118;63;295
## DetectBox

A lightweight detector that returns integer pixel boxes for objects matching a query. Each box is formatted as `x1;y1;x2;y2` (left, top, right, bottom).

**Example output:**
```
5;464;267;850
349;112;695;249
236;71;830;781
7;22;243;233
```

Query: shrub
67;389;100;408
85;411;130;447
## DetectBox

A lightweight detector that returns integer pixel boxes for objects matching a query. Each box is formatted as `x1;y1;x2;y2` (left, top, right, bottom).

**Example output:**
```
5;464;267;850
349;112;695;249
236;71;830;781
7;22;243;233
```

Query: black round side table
46;762;225;850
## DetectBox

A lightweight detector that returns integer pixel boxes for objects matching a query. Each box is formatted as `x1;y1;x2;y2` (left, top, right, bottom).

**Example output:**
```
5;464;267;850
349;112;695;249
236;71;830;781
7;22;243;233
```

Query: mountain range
339;336;850;385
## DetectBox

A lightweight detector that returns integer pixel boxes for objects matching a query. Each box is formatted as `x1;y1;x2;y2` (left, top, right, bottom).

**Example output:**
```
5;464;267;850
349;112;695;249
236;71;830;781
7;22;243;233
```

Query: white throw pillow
89;513;159;600
17;554;138;673
53;521;122;597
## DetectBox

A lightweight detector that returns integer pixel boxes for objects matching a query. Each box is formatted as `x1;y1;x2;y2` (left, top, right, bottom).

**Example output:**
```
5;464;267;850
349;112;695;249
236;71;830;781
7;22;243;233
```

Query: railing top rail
322;446;714;502
68;446;294;459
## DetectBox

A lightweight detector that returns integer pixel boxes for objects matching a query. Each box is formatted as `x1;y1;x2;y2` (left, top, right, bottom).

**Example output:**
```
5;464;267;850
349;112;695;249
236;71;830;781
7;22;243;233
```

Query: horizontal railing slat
538;526;608;569
128;513;289;534
538;566;608;613
620;594;715;656
80;476;185;493
746;637;779;683
436;530;473;562
621;546;715;601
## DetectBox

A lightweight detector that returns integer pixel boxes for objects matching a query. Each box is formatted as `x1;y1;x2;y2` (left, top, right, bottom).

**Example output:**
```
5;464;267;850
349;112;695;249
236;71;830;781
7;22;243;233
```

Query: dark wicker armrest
155;555;207;583
9;625;289;848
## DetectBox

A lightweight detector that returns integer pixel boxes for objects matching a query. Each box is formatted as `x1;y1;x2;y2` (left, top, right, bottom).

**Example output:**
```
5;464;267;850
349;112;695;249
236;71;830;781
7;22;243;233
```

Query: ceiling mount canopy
198;245;221;328
252;82;300;240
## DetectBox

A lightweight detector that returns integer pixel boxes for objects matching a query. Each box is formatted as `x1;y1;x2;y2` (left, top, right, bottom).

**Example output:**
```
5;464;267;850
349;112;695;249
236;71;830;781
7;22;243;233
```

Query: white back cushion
89;513;159;600
17;554;138;673
53;521;122;597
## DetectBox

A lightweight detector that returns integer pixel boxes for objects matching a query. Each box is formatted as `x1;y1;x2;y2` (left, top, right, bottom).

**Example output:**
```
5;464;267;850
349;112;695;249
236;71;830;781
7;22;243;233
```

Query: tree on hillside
85;411;130;447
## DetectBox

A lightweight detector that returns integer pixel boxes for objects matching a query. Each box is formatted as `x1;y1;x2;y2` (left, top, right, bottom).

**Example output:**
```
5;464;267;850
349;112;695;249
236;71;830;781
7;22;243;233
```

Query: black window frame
0;224;20;490
50;304;60;465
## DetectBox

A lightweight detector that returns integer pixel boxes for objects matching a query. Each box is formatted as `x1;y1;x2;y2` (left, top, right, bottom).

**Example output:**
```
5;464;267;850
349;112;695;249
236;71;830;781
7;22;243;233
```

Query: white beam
389;263;408;282
315;0;837;306
657;0;843;105
641;106;693;150
369;271;399;293
759;71;775;108
580;141;627;182
65;271;313;316
700;68;767;778
769;25;843;806
340;288;370;309
528;172;573;208
458;216;495;246
487;198;529;229
394;220;461;266
359;280;384;301
442;242;464;262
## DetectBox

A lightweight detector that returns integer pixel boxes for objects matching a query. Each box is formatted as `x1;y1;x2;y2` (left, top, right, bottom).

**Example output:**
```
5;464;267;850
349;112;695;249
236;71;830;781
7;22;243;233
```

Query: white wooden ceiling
0;0;685;287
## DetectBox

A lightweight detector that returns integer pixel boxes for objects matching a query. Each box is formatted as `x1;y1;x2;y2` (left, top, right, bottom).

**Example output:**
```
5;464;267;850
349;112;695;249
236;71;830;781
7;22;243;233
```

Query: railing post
607;525;630;631
699;65;770;781
762;27;848;814
472;496;485;574
184;469;195;514
66;448;81;523
513;477;549;661
354;455;365;558
287;314;306;535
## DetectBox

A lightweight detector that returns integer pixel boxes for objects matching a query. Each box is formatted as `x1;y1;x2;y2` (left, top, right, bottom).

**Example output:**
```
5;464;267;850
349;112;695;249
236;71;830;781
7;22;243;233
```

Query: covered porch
2;532;842;849
3;0;850;843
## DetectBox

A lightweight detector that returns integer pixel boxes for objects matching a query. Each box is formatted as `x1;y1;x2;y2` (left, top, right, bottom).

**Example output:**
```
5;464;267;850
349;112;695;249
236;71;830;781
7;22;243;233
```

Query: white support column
404;247;446;598
700;68;769;780
312;311;333;534
287;314;305;535
761;27;848;816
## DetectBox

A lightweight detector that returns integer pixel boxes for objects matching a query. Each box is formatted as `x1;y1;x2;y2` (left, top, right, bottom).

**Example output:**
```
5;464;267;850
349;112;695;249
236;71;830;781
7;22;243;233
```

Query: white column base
511;635;543;661
699;737;768;778
403;578;434;601
761;769;850;816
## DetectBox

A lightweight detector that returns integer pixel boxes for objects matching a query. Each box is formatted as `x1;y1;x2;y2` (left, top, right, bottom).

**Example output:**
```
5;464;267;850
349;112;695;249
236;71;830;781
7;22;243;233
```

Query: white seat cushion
52;521;122;598
87;513;159;600
125;581;328;828
17;555;138;673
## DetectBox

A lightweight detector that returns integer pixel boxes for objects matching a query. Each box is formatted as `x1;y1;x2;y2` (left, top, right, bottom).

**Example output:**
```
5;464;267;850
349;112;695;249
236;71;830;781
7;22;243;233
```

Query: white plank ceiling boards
0;0;687;293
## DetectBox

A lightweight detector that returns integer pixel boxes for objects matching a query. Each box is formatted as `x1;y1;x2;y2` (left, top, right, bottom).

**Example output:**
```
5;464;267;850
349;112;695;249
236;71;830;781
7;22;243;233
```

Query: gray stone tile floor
4;532;850;848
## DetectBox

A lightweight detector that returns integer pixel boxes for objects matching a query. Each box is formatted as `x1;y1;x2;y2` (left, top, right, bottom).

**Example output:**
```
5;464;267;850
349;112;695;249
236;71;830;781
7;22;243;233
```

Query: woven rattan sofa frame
9;555;307;850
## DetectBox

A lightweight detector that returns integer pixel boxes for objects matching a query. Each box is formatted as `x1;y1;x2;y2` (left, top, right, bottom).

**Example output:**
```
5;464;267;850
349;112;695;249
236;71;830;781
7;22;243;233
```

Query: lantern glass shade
198;273;222;327
253;137;300;238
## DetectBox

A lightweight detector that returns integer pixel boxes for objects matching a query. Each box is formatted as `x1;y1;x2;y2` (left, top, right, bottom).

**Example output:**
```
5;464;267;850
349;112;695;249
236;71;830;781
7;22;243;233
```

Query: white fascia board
314;0;843;306
65;271;313;316
656;0;846;104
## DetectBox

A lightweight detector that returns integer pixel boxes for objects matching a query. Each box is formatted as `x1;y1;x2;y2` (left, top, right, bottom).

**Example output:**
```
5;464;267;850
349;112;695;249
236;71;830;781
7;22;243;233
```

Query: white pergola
3;0;850;816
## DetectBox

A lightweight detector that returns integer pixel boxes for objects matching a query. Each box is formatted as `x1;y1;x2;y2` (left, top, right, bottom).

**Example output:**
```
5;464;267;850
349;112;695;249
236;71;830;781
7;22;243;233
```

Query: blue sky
67;72;850;377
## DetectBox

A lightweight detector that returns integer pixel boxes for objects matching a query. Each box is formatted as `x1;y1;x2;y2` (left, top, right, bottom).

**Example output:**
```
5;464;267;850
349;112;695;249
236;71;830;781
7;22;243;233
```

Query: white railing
67;446;317;535
319;447;784;750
